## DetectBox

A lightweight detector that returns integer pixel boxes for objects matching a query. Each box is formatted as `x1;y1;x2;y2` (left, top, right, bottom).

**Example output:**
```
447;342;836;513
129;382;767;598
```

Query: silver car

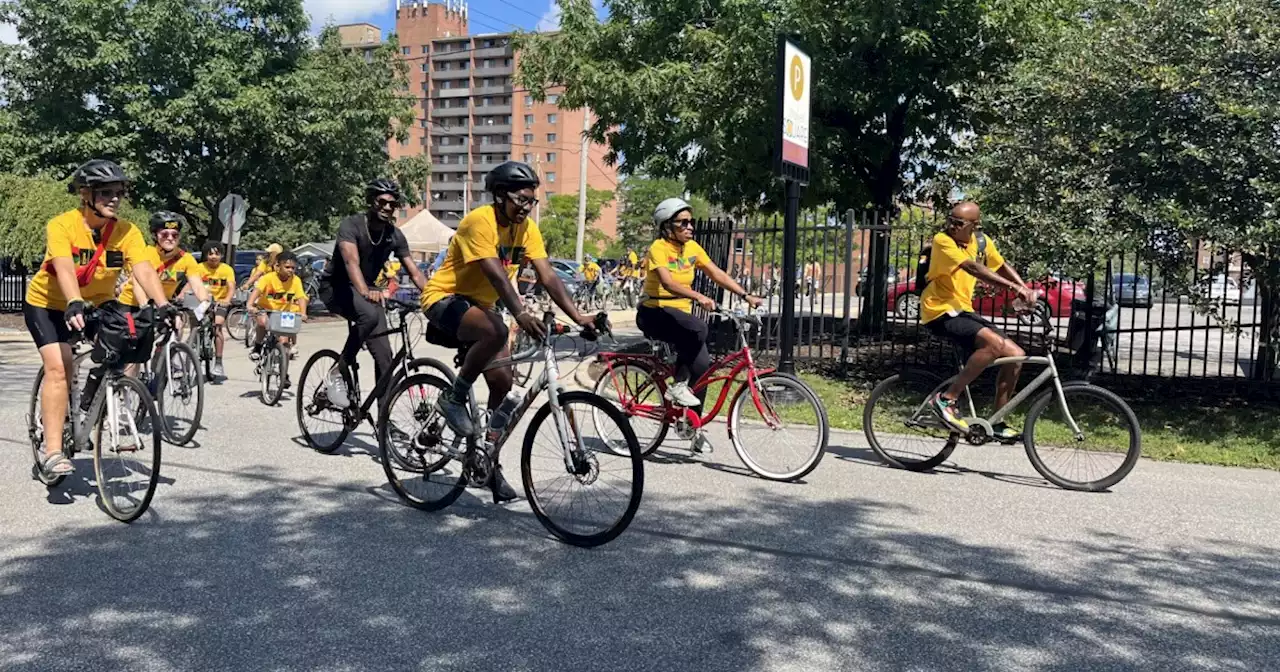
1111;273;1152;308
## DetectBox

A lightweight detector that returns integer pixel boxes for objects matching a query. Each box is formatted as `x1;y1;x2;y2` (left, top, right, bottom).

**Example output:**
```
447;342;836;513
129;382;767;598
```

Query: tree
0;173;150;265
0;1;427;244
515;0;1038;213
538;188;615;258
953;0;1280;378
615;173;710;254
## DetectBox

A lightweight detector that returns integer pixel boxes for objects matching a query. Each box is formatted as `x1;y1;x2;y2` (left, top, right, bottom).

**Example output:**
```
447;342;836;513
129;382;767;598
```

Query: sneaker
665;381;701;408
991;422;1022;443
212;362;225;378
929;394;969;433
490;465;519;504
434;389;475;437
249;348;262;362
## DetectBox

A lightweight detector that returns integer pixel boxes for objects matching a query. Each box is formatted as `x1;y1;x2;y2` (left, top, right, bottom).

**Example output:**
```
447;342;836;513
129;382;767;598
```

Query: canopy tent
398;210;454;257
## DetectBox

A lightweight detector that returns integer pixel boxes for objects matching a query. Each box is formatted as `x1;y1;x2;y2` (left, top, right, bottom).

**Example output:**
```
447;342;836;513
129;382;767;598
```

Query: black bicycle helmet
67;159;129;194
149;210;187;233
365;178;401;202
485;161;540;194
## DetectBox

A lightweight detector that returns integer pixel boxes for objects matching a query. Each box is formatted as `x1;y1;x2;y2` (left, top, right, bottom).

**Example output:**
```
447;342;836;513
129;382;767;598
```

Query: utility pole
575;107;590;265
533;154;543;224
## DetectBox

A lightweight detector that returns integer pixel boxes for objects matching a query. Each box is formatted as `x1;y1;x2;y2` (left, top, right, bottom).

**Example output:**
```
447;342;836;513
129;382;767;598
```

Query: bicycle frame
348;305;425;420
911;355;1085;439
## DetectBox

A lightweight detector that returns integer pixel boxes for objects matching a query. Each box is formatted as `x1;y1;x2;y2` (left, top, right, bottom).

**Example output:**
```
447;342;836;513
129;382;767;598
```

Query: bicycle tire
728;372;829;482
1023;382;1141;491
157;341;204;446
379;373;469;511
863;372;958;472
226;308;247;343
27;364;67;487
511;331;535;387
296;350;354;454
260;342;288;406
591;361;669;457
91;375;162;523
520;391;644;547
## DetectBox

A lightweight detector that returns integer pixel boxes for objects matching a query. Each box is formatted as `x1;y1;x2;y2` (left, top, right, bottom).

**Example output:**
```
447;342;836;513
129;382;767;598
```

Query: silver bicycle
864;351;1142;491
377;312;644;547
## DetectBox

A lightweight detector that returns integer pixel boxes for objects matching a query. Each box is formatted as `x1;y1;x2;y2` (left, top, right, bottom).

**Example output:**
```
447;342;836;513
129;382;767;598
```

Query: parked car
1206;274;1256;305
233;249;265;286
887;277;1084;323
1110;273;1153;308
550;258;582;281
855;266;899;297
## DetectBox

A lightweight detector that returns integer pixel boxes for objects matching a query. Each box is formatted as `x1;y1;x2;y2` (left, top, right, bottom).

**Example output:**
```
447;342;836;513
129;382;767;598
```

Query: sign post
775;36;811;375
218;193;248;281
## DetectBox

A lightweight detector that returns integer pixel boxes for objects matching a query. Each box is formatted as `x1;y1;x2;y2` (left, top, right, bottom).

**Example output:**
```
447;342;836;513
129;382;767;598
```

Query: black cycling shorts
423;295;486;348
24;303;71;349
925;311;1004;356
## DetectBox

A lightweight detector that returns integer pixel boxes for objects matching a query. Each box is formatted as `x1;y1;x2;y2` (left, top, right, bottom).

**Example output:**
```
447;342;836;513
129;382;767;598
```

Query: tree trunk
1249;250;1278;382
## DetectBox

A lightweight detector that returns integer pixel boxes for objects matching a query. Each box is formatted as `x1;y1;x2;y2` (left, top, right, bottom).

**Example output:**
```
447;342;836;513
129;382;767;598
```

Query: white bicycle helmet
652;197;692;229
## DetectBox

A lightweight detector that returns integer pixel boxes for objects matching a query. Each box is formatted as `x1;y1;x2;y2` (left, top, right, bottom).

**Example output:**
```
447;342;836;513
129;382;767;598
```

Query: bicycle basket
269;311;302;335
707;315;741;356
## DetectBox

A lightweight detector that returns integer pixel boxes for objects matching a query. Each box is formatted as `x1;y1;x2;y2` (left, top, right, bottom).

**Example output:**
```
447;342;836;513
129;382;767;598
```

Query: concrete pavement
1;320;1278;671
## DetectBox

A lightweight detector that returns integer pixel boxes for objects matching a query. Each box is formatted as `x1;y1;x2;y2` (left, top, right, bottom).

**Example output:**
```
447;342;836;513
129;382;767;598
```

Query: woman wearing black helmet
639;198;762;410
23;159;174;478
119;211;212;338
420;160;593;503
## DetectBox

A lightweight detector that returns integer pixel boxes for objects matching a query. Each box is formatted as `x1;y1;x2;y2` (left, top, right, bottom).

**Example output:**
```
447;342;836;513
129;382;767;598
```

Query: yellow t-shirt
195;262;236;303
422;205;549;310
583;262;601;282
254;272;308;312
119;248;199;307
627;250;639;266
255;260;272;276
25;210;150;311
642;238;709;313
920;232;1006;324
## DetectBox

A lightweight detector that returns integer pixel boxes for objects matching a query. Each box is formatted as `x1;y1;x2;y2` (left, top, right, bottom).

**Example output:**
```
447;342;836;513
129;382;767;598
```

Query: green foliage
0;2;425;243
0;173;149;265
515;0;1037;211
615;173;709;254
538;188;615;258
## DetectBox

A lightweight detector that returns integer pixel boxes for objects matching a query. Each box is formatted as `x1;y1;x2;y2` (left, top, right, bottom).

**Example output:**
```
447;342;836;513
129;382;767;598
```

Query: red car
886;277;1084;324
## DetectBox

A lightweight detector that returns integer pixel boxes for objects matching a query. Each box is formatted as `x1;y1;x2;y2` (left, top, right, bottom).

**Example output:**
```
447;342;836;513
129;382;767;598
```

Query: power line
492;0;546;22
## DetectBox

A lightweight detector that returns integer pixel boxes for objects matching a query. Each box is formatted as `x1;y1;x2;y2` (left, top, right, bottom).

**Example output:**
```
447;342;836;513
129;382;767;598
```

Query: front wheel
260;342;288;406
226;308;248;344
1024;383;1141;491
863;371;959;471
521;391;643;547
296;350;354;453
157;342;204;446
728;373;829;481
92;375;162;522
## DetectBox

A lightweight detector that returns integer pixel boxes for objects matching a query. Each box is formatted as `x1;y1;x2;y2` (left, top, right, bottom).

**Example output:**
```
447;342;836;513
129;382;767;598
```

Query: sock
450;375;474;401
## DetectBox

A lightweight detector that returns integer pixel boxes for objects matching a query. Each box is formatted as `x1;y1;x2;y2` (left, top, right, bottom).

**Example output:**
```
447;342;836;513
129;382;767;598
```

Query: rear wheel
1024;383;1141;491
157;342;203;446
728;373;828;481
260;342;288;406
226;308;248;344
92;375;162;523
864;371;959;471
379;373;469;511
296;350;354;453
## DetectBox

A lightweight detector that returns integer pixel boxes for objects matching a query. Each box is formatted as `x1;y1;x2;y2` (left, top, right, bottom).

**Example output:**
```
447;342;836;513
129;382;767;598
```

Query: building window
546;152;556;162
547;113;558;124
547;133;557;143
422;45;429;53
547;172;556;183
523;133;534;143
421;63;428;72
524;114;534;125
482;59;493;68
524;95;533;108
547;94;560;104
523;153;532;162
482;97;493;106
402;47;411;55
399;209;408;218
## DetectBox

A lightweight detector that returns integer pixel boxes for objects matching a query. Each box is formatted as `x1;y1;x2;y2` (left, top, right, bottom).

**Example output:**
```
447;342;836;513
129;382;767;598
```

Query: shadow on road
0;476;1277;671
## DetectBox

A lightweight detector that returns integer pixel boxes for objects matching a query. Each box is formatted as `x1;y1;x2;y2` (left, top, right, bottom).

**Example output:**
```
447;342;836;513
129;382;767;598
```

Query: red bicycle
592;309;829;481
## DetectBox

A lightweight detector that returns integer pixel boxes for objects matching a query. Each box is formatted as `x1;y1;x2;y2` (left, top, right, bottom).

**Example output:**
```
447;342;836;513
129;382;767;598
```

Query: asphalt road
1;321;1278;671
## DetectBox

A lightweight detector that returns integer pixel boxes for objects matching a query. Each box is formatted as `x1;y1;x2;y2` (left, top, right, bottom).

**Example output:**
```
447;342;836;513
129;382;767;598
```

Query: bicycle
252;309;301;406
186;305;218;380
25;306;164;522
136;312;204;446
296;298;454;453
225;295;252;348
378;312;643;548
592;308;830;482
863;345;1142;491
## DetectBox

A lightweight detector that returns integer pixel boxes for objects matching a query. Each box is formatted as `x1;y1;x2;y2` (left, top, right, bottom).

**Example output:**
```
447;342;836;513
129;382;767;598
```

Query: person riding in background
421;160;594;503
119;211;211;337
243;242;283;290
195;241;237;378
319;178;428;408
583;255;601;286
248;250;309;366
923;201;1038;440
638;197;762;409
23;159;173;478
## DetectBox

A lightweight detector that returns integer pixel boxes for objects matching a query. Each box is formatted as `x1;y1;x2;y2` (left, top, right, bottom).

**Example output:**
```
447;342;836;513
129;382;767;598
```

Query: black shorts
213;304;230;318
423;295;486;348
925;312;1003;355
23;303;72;349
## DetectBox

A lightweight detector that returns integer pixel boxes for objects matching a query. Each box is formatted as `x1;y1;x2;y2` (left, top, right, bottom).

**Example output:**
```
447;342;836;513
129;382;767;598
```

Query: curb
0;333;32;344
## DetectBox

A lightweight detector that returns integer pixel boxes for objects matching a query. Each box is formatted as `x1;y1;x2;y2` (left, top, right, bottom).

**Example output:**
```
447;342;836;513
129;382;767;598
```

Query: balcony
432;48;471;61
430;180;466;191
471;123;511;135
473;142;512;154
472;64;513;77
430;124;468;136
431;143;469;154
470;85;512;97
433;87;471;98
473;102;513;115
430;67;468;80
472;46;512;59
431;105;469;118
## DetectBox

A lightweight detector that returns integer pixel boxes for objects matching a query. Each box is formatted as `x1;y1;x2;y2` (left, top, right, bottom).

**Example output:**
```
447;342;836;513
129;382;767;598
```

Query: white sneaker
665;381;700;408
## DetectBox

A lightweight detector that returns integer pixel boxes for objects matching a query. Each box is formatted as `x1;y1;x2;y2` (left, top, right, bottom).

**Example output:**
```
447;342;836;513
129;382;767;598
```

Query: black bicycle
296;298;454;454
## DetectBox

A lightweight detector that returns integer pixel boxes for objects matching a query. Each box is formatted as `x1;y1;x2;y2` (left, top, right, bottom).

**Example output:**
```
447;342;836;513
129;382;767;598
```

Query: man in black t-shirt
320;179;429;405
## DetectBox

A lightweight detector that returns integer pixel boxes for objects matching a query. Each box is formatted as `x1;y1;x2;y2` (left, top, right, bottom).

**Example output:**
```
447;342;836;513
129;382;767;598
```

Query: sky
303;0;567;35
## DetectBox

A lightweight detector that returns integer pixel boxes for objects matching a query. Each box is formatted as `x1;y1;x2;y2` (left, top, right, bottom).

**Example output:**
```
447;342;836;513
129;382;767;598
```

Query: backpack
914;232;987;296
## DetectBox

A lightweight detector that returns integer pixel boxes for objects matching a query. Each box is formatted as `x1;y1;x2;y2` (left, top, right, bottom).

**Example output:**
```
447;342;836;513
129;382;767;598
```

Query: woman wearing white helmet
638;197;762;409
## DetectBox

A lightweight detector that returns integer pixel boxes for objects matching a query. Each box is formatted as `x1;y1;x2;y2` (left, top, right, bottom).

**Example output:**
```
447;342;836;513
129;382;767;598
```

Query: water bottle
484;390;523;449
327;370;350;409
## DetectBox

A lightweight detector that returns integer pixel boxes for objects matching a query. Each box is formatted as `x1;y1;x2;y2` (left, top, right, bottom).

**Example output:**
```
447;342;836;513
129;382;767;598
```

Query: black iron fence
693;209;1279;386
1;258;29;312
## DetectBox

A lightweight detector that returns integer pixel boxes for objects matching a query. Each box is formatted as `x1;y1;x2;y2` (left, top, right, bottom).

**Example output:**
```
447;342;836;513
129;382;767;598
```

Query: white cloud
303;0;390;30
1;22;18;44
536;0;561;32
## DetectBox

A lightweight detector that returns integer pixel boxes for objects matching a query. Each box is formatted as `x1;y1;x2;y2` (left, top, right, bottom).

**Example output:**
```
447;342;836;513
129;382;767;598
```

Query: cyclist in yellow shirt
243;242;284;290
194;241;237;377
248;250;309;363
23;159;174;478
119;211;211;331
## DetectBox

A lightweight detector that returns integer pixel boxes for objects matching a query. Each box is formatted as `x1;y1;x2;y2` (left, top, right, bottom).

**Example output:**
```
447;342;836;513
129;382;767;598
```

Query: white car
1207;274;1256;304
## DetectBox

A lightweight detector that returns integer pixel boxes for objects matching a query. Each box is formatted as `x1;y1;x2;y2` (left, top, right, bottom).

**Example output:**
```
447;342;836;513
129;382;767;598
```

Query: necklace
366;218;387;247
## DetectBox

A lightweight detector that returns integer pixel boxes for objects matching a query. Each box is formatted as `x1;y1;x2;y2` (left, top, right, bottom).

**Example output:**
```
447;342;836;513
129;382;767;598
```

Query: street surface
1;320;1278;671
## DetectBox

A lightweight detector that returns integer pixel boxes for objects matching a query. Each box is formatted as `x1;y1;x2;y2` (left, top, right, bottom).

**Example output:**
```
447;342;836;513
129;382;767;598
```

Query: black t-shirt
325;214;411;287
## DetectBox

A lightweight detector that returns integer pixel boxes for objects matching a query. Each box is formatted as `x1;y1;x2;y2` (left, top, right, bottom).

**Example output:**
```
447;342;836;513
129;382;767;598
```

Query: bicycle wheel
379;373;469;511
226;308;248;343
260;342;287;406
1023;382;1141;491
91;375;162;523
728;373;829;481
27;364;66;487
157;342;204;446
511;330;536;387
521;391;644;547
863;371;959;471
296;350;354;454
592;362;669;457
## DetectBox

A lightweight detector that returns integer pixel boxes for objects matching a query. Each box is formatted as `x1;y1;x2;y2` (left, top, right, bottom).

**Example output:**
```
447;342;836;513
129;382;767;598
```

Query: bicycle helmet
149;210;186;233
67;159;129;194
653;197;692;229
365;178;401;203
485;161;540;194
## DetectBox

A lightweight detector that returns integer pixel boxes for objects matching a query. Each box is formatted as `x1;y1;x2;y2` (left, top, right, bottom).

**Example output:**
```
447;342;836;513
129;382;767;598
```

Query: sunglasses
155;230;180;240
671;219;694;229
375;197;399;209
94;187;127;200
508;194;538;209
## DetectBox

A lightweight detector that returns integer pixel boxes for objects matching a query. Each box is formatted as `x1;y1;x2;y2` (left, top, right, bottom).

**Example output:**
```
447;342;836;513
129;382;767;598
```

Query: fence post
840;210;855;366
778;180;801;375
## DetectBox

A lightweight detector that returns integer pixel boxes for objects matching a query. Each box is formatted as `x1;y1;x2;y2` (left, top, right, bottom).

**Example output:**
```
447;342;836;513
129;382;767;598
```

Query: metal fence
1;258;29;312
693;209;1279;387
